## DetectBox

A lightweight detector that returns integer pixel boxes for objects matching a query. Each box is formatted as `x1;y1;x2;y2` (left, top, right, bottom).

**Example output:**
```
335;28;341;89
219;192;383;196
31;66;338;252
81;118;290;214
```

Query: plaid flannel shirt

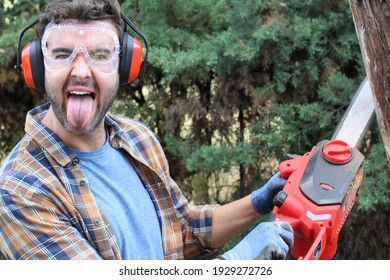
0;103;219;260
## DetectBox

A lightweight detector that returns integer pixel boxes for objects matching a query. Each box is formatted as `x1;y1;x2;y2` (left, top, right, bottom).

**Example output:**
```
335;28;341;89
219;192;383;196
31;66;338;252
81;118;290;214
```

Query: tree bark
349;0;390;163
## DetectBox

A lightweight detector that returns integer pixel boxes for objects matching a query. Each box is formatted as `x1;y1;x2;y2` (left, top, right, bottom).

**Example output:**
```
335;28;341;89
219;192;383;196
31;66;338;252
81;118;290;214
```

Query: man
0;0;293;260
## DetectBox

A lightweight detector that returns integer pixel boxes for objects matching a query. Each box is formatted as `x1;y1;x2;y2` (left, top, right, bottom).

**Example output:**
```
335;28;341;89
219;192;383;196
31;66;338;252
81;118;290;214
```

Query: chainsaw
271;77;375;260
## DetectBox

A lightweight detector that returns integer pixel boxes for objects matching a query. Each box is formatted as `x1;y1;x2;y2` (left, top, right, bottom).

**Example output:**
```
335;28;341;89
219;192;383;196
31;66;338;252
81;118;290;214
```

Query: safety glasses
41;20;120;75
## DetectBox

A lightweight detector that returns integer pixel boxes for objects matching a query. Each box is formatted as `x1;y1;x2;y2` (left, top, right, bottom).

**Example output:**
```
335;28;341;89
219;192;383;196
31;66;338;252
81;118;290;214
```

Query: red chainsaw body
272;140;364;260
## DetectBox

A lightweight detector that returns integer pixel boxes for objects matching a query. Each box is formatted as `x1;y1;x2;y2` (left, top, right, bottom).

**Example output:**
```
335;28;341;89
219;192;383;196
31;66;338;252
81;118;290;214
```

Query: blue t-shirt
71;136;164;259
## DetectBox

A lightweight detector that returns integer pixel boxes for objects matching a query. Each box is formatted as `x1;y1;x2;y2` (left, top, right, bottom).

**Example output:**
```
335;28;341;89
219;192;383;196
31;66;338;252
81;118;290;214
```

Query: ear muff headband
16;17;46;91
16;12;149;91
21;39;45;92
119;27;144;85
120;12;149;85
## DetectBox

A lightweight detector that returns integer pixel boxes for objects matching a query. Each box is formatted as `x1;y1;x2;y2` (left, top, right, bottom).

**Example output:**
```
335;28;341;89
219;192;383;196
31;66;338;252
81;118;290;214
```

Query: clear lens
41;20;120;74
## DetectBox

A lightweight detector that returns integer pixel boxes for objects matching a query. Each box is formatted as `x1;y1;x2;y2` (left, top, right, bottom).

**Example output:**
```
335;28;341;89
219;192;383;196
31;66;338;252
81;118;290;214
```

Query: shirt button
72;158;80;165
94;220;101;226
80;180;86;186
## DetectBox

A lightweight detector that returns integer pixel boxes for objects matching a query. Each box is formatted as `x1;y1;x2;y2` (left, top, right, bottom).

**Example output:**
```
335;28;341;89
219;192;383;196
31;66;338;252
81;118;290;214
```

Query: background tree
0;0;48;161
1;0;389;259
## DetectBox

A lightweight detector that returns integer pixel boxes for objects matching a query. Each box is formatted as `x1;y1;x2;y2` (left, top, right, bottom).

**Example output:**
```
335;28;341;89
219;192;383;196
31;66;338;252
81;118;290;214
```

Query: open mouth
68;91;96;100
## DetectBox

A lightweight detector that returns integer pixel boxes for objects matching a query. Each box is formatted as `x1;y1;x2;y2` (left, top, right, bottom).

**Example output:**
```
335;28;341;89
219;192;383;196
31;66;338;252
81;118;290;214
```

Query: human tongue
67;94;94;129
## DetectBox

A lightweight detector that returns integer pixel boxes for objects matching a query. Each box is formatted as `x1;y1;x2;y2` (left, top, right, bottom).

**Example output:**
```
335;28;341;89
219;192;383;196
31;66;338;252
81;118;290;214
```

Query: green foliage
165;134;258;173
0;0;50;162
255;72;360;157
1;0;49;66
357;139;390;211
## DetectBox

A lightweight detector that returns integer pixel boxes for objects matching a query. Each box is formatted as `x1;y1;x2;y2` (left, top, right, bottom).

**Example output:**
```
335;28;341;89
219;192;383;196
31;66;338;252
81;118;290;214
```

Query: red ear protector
15;12;149;92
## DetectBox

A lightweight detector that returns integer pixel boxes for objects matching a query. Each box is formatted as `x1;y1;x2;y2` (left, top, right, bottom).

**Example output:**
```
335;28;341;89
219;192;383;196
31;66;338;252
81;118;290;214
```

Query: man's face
42;20;120;136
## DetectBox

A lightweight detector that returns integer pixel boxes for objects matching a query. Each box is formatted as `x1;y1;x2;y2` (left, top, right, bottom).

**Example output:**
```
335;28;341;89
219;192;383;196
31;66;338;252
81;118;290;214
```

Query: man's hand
255;221;295;260
220;221;294;260
250;172;287;215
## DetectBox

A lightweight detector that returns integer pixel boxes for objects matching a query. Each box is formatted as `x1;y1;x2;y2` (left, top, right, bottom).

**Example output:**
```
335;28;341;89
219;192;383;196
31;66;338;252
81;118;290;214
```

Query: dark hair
36;0;125;41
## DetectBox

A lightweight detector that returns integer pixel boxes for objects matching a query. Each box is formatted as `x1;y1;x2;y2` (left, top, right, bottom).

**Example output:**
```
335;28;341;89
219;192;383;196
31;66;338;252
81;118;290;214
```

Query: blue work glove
220;221;294;260
250;172;287;215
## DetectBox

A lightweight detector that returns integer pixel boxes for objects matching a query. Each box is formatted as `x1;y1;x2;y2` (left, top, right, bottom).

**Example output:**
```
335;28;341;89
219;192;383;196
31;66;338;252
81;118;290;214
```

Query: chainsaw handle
279;152;312;179
299;224;327;260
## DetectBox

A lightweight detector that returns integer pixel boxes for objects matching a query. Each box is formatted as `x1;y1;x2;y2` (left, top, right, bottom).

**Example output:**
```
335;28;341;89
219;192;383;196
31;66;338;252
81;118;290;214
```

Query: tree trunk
349;0;390;163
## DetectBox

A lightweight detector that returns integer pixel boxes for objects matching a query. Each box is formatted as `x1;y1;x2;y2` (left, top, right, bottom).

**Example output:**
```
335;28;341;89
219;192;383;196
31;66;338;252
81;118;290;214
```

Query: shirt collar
25;103;121;167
